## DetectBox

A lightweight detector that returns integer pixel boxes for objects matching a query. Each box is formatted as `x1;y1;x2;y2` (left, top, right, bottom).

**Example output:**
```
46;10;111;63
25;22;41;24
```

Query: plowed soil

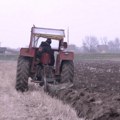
48;60;120;120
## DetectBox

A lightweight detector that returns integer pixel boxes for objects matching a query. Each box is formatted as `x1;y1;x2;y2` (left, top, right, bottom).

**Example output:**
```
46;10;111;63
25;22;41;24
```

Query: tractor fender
55;51;74;75
20;48;36;73
20;48;36;57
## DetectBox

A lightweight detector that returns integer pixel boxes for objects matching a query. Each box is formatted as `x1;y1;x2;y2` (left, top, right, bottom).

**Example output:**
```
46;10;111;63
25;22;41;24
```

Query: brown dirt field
47;60;120;120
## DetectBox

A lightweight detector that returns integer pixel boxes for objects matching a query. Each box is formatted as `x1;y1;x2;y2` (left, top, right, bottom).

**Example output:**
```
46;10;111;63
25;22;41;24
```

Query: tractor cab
29;26;66;51
29;26;68;67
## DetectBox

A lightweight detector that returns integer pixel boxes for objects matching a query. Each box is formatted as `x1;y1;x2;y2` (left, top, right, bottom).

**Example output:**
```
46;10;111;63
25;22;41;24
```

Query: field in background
1;53;120;61
0;55;18;61
74;53;120;61
0;61;80;120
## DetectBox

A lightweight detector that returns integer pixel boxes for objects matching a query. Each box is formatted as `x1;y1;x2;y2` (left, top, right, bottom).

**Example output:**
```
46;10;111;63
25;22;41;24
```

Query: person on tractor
34;38;55;82
37;38;55;66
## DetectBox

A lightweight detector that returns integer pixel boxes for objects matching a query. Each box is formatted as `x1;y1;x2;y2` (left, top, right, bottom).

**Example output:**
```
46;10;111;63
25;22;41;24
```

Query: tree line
68;36;120;53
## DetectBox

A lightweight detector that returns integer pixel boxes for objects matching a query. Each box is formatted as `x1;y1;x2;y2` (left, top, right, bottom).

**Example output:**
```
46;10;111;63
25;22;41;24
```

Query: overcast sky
0;0;120;48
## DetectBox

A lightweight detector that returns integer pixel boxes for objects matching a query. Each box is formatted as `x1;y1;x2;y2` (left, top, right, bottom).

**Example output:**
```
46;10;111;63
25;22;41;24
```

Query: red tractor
15;26;74;92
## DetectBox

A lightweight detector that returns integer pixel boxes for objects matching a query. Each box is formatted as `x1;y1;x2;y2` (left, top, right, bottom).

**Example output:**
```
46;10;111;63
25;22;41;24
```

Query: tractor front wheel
15;56;30;92
61;61;74;83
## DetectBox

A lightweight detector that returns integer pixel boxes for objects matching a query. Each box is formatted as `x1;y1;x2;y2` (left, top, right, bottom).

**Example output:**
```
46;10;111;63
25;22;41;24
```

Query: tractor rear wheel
61;61;74;83
15;56;30;92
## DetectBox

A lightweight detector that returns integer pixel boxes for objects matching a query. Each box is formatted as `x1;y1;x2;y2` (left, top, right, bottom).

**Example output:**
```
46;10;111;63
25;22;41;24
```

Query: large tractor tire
15;56;30;92
61;61;74;83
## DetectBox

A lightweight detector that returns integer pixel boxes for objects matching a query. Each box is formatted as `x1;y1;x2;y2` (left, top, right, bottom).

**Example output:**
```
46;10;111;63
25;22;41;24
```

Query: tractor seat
40;52;51;65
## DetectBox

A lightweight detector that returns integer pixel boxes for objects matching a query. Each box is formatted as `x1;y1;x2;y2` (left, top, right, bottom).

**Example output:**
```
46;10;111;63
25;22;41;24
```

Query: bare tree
100;37;108;45
108;38;120;53
82;36;99;53
114;38;120;51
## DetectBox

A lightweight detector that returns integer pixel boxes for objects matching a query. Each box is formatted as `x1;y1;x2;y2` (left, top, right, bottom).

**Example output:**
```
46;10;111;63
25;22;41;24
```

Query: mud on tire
15;56;30;92
61;61;74;83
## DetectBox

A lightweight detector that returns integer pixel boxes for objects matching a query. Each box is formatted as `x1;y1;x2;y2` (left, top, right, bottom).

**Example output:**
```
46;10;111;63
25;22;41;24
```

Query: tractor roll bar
29;26;65;48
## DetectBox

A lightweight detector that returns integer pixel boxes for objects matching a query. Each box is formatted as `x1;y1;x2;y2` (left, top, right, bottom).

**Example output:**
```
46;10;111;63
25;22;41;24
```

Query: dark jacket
38;41;55;66
40;41;51;54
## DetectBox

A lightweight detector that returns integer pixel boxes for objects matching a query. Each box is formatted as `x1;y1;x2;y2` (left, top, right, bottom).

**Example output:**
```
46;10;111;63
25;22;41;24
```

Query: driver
37;38;55;66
